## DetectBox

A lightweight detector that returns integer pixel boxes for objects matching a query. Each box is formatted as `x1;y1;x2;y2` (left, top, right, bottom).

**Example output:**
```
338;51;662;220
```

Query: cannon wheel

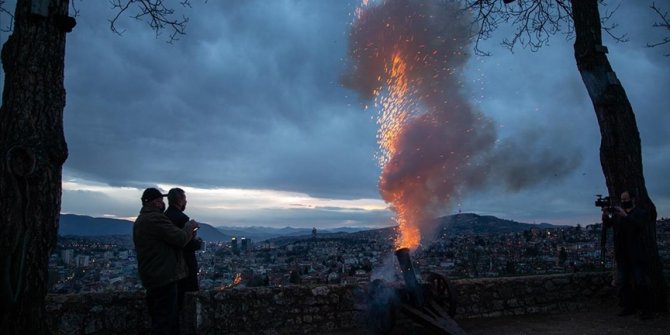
423;272;457;317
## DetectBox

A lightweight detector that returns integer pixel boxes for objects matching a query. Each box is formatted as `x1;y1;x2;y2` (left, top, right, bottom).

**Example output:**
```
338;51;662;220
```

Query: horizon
60;211;588;230
3;1;667;230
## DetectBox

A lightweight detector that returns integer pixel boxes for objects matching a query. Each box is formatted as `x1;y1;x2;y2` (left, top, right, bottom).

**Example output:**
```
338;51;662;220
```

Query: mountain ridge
58;214;231;242
58;213;560;242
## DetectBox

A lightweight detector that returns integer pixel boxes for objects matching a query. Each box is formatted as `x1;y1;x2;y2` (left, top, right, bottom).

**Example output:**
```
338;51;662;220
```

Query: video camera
594;194;611;208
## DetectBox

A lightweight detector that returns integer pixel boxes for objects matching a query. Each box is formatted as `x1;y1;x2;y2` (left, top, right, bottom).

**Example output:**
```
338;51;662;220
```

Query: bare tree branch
648;2;670;56
462;0;628;55
71;0;81;18
600;1;628;43
109;0;193;43
0;0;15;33
463;0;574;56
1;1;197;41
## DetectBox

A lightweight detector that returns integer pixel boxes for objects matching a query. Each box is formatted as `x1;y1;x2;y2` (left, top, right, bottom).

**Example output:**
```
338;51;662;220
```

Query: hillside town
48;217;670;294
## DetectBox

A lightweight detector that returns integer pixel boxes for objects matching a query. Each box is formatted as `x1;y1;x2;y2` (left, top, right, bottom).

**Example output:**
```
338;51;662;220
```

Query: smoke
343;0;581;246
461;128;583;192
370;253;400;282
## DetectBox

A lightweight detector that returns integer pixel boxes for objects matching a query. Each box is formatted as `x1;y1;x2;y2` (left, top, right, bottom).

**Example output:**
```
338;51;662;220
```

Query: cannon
365;248;465;334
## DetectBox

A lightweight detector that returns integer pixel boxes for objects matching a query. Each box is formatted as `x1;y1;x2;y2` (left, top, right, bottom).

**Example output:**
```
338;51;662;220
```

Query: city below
48;213;670;294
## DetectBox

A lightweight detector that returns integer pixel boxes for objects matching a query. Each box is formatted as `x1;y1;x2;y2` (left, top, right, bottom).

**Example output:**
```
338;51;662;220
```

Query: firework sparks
344;0;582;251
345;0;493;250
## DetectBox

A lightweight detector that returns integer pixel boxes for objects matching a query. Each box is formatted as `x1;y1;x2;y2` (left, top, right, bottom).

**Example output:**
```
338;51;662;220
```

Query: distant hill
268;213;560;246
59;214;133;236
58;212;557;243
262;230;366;246
59;214;231;242
435;213;557;236
196;223;233;242
350;213;558;241
216;226;364;242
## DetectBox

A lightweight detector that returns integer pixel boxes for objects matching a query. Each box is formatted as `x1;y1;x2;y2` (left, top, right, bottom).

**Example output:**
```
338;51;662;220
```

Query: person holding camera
602;191;653;320
165;188;203;311
133;187;198;335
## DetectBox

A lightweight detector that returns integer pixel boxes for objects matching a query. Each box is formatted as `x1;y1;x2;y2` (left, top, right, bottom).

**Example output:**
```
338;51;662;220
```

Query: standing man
165;188;203;310
602;191;653;319
133;187;198;335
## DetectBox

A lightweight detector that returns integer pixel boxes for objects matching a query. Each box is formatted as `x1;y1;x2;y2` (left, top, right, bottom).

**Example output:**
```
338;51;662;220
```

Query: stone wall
452;272;614;319
45;285;362;335
45;272;615;334
45;291;150;334
187;285;360;335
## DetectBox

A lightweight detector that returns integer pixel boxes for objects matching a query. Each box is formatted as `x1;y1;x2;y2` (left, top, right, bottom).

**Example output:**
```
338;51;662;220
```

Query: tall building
76;255;90;267
61;249;74;265
241;237;248;252
231;237;238;253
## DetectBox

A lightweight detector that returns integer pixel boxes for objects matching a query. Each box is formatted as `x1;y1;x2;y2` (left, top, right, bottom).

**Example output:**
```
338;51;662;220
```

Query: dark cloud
61;190;113;213
1;0;668;227
61;189;138;218
57;0;379;196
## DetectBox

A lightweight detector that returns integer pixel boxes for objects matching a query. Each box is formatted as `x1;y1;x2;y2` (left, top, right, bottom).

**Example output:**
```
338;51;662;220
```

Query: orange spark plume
345;0;495;252
375;51;422;249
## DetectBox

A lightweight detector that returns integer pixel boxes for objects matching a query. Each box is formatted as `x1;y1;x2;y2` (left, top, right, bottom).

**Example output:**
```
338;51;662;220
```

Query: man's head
141;188;166;211
167;188;187;211
620;191;636;210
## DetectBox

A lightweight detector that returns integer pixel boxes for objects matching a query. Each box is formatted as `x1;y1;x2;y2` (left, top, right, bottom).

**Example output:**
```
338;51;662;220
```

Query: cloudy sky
1;0;668;229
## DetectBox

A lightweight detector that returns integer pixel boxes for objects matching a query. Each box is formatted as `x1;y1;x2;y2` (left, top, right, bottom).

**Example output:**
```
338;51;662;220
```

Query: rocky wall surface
452;272;614;319
45;291;150;334
188;285;360;335
44;272;615;334
44;285;362;335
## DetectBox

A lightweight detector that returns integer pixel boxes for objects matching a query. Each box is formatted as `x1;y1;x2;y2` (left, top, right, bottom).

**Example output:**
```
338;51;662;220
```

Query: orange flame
347;0;480;253
375;51;422;250
219;273;242;290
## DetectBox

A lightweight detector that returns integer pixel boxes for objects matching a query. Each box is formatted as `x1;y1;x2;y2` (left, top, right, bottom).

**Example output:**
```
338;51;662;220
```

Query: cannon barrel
395;247;424;306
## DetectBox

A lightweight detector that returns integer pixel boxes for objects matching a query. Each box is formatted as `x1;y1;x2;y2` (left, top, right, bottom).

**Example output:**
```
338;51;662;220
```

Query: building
231;237;238;253
61;249;74;265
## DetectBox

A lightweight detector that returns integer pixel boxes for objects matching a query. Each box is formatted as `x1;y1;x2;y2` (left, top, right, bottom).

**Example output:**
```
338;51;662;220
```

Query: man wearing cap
133;187;198;335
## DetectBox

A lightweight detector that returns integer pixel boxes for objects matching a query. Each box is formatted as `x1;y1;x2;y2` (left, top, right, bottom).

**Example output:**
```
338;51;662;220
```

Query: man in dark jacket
134;188;197;335
602;191;652;319
165;188;203;310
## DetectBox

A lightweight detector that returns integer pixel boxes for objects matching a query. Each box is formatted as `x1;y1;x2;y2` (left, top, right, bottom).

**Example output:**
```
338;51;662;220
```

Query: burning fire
346;0;477;251
219;273;242;290
346;0;578;254
375;51;422;250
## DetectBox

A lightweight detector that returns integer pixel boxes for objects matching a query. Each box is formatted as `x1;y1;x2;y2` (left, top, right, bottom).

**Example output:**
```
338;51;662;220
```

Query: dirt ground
458;304;670;335
332;301;670;335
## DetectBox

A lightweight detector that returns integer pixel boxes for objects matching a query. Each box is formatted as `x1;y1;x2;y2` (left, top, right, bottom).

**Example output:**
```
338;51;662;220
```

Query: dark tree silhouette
464;0;666;312
0;1;196;333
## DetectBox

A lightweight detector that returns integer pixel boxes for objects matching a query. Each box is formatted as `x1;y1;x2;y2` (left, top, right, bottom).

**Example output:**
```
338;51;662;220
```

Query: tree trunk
0;1;70;333
571;0;667;312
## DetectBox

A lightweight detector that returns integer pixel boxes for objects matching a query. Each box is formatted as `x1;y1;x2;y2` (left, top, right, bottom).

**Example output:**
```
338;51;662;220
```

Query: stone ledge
452;272;614;319
45;272;614;334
